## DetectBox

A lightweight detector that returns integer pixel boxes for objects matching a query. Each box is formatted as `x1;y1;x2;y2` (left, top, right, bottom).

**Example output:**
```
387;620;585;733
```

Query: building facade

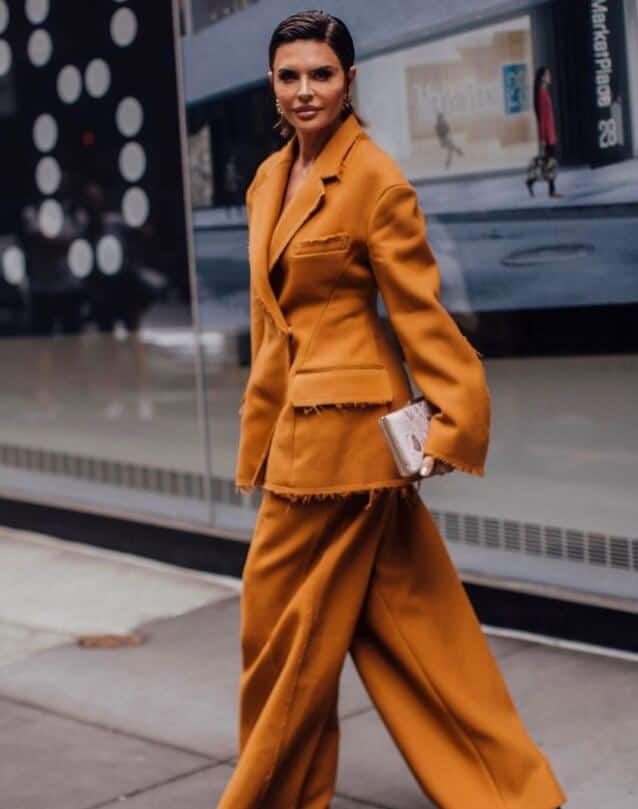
0;1;637;608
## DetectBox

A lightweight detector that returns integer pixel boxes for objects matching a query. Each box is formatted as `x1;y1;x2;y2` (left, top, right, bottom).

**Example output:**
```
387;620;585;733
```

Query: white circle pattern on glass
68;239;94;278
0;39;11;77
110;8;137;47
25;0;49;25
122;187;149;228
116;97;143;137
85;58;111;98
0;2;9;36
38;199;63;239
28;28;52;67
2;246;26;285
57;65;82;104
33;114;58;152
119;142;146;183
97;235;123;275
35;156;61;195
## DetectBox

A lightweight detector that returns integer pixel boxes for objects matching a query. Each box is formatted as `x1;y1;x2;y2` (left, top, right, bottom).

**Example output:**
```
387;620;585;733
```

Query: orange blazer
235;113;491;498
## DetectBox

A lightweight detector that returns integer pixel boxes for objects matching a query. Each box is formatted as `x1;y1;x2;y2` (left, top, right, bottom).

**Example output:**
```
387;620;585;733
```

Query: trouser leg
349;491;567;809
296;689;340;809
217;489;400;809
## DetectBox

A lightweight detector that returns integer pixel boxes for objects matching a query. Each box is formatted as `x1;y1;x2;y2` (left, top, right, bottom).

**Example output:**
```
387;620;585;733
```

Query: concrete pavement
1;525;637;808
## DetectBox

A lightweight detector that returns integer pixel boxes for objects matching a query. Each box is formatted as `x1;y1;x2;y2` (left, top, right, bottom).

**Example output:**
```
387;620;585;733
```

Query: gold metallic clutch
378;396;435;477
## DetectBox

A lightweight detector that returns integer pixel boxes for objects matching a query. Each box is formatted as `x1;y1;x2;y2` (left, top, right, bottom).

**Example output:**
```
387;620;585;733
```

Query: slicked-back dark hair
268;10;365;139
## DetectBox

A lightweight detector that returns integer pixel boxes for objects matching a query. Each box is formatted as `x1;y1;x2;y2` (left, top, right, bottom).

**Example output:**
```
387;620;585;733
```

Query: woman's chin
292;113;341;135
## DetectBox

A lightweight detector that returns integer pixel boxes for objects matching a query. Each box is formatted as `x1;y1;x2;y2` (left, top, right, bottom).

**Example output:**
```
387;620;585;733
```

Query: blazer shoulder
346;133;410;198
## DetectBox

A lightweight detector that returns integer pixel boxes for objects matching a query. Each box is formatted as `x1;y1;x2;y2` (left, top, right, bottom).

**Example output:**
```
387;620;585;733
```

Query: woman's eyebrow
277;64;336;72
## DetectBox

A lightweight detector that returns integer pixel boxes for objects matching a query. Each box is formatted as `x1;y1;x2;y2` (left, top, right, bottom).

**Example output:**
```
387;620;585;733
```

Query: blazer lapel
267;172;325;273
251;113;364;333
249;152;294;333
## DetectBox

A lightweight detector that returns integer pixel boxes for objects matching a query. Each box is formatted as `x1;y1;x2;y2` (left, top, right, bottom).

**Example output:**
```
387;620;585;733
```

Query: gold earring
343;94;353;113
275;98;282;115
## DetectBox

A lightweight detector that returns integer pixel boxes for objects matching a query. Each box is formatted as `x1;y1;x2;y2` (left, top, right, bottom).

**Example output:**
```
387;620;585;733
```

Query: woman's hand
238;486;255;496
420;455;454;478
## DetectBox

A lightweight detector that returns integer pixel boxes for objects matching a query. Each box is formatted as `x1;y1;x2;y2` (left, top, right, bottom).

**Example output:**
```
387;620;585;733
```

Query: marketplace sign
586;0;633;165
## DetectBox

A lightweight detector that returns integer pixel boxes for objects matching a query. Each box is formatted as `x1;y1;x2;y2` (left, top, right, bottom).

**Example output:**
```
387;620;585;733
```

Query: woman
221;11;567;809
526;66;562;199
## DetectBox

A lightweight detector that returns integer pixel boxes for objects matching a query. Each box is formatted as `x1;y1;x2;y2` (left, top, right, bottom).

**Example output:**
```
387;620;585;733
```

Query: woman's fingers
420;455;455;477
420;456;434;477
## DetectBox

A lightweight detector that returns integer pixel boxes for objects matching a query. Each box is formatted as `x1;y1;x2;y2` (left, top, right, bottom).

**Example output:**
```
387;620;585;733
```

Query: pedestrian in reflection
80;182;163;421
435;111;464;169
219;10;567;809
21;173;86;419
526;66;562;199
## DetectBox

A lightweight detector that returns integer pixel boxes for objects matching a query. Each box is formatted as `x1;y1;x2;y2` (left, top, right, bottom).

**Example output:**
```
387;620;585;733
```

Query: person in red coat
526;66;562;199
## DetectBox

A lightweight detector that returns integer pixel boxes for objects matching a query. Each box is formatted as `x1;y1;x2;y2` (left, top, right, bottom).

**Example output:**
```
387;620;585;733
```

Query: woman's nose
298;76;313;99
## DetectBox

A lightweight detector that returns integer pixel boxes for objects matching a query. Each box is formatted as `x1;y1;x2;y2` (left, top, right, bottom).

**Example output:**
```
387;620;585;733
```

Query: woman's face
270;39;355;136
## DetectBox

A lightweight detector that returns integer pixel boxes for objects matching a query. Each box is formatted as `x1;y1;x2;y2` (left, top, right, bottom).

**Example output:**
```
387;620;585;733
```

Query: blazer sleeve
245;182;265;366
239;180;266;415
368;182;491;476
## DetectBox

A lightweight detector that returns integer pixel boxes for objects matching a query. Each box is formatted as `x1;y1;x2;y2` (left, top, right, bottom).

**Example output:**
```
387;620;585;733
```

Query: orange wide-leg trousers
216;486;567;809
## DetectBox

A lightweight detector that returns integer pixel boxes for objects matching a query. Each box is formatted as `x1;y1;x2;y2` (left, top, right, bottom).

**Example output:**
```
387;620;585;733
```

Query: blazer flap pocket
290;366;393;407
293;232;351;256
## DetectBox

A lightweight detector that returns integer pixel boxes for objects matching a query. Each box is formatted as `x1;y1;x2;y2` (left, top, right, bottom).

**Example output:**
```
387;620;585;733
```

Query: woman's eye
313;69;333;80
278;71;297;82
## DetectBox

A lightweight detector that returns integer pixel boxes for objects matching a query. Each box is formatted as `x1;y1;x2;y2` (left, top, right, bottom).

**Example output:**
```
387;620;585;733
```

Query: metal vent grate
430;509;638;573
2;440;636;571
525;523;543;556
504;520;520;552
0;443;262;509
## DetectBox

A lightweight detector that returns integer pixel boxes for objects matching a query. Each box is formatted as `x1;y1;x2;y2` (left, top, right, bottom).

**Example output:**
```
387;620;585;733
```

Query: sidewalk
1;526;636;808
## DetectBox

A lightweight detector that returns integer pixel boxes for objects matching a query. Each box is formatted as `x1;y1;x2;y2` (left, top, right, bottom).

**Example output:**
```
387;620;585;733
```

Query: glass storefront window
191;0;259;32
0;1;210;526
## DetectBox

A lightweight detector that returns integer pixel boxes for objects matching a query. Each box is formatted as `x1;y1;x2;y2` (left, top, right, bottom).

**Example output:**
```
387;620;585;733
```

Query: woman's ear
267;69;274;90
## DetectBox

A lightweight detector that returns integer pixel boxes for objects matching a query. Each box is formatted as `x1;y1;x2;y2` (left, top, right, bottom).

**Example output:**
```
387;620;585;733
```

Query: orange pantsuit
219;113;567;808
217;487;566;809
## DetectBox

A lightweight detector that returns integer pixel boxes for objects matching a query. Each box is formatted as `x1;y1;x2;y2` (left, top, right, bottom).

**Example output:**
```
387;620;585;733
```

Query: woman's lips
295;108;320;118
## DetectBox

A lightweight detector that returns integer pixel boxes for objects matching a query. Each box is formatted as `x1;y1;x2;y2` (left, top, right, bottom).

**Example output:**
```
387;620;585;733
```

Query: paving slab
94;763;234;809
337;708;436;809
0;696;211;809
0;599;240;758
483;633;531;660
0;620;72;666
0;527;238;636
88;761;385;809
498;643;638;809
0;598;373;760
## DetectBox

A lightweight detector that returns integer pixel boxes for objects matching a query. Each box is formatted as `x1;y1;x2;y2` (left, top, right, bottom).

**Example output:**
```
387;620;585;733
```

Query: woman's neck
294;118;342;166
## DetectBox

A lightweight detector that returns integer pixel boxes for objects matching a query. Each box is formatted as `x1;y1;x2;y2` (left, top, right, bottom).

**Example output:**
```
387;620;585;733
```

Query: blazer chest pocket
290;366;393;407
292;232;351;256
